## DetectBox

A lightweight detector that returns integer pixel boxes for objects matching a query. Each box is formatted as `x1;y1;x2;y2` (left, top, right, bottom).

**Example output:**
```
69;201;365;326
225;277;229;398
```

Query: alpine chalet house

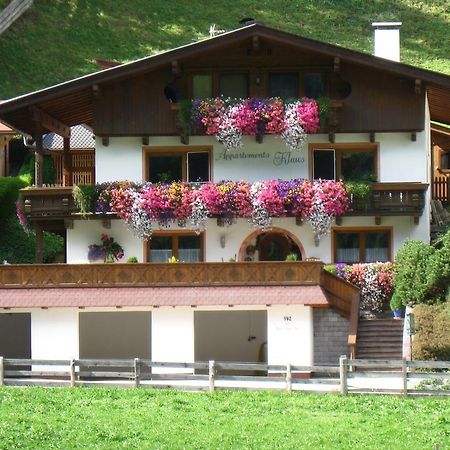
0;23;449;373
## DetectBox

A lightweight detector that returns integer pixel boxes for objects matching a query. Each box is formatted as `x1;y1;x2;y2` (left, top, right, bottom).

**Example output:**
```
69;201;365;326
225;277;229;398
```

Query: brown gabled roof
0;23;449;134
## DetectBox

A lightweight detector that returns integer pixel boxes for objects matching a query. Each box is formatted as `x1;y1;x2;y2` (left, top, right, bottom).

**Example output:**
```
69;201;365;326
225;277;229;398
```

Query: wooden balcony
21;187;78;220
21;182;429;223
0;261;323;288
344;182;428;223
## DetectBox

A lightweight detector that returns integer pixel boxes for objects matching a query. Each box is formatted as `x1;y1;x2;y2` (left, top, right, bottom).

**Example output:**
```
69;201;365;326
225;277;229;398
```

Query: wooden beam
369;132;376;143
35;126;43;187
411;132;417;142
171;60;180;76
92;84;100;98
334;57;340;73
328;132;335;143
35;222;44;263
252;35;260;52
30;106;70;138
102;136;109;147
414;79;421;95
142;136;149;146
63;137;72;186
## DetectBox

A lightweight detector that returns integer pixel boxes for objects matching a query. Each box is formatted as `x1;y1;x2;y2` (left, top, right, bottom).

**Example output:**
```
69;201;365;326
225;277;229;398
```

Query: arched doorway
238;228;305;262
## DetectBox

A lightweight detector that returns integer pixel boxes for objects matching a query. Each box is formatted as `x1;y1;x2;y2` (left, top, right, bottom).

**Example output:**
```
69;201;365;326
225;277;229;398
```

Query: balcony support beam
30;106;71;139
34;222;44;264
63;137;72;187
34;125;44;187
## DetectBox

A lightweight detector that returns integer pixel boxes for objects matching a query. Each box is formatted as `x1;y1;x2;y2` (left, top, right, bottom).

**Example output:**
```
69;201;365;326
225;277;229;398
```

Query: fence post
134;358;141;388
0;356;4;386
69;359;76;387
208;360;215;392
286;363;292;392
339;355;348;396
402;359;408;396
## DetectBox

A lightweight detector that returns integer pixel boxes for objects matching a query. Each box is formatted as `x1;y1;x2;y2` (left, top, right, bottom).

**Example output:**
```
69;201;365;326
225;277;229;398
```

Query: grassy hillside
0;0;448;99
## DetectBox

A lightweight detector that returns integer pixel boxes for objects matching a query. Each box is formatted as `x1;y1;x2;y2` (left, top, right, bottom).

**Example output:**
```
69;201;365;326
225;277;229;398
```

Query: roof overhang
0;285;330;308
0;23;449;134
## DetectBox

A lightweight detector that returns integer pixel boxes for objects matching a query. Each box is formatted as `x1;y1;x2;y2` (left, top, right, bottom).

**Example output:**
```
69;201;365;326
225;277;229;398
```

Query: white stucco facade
65;128;432;265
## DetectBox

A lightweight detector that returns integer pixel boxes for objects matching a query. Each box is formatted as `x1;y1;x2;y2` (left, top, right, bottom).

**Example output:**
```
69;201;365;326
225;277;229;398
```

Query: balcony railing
0;261;324;289
20;182;429;222
344;182;428;223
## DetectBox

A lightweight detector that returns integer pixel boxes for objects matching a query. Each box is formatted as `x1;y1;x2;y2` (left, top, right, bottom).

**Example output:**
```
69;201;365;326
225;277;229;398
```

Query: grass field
0;388;448;449
0;0;448;99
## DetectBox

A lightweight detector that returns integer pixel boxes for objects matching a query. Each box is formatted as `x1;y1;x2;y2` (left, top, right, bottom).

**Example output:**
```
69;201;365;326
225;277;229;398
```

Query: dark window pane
341;151;375;181
149;155;183;183
178;235;202;262
150;236;173;262
193;74;212;98
441;151;450;170
313;149;335;180
336;233;360;263
366;232;389;262
304;73;325;99
187;152;210;182
269;73;299;99
219;74;248;98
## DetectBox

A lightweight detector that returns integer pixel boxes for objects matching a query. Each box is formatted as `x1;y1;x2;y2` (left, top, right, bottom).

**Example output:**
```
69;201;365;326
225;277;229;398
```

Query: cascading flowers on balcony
104;179;348;240
191;97;320;151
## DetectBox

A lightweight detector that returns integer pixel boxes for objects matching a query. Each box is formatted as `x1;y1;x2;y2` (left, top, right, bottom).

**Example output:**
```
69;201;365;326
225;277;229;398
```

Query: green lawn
0;0;448;100
0;388;448;449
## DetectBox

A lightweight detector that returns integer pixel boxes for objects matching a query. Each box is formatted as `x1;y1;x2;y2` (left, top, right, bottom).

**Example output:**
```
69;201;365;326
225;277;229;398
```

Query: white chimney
372;22;402;62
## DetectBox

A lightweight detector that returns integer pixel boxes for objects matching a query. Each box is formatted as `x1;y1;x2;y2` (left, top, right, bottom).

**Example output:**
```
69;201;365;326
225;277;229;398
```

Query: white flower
128;190;152;239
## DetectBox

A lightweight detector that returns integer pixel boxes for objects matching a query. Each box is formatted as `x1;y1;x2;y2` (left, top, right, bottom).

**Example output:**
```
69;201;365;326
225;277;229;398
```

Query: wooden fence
433;176;449;205
0;357;449;396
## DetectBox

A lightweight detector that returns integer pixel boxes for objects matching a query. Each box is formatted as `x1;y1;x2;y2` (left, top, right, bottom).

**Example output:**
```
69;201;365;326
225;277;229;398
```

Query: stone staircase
356;318;404;360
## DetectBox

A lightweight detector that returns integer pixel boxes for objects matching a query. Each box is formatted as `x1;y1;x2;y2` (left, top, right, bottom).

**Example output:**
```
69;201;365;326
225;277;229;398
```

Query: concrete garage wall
313;308;349;365
0;313;31;358
79;312;151;359
194;311;267;363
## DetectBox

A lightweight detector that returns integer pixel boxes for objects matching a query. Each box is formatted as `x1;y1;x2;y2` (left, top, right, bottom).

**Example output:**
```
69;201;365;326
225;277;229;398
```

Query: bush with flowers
191;97;322;151
325;262;395;314
88;233;124;263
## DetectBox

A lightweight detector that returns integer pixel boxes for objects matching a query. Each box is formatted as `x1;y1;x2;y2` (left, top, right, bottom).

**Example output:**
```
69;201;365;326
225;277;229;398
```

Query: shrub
392;240;435;306
412;303;450;361
127;256;138;263
18;153;56;185
0;176;28;221
0;215;64;263
73;184;97;216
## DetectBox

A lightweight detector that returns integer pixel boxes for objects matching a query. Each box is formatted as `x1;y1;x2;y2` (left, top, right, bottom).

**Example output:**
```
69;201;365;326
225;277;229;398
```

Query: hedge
413;303;450;361
0;176;28;221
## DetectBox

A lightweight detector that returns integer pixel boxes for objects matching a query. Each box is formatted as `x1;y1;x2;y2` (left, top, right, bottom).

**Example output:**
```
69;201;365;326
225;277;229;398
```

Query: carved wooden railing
21;187;77;219
0;261;324;289
345;182;428;223
320;270;360;358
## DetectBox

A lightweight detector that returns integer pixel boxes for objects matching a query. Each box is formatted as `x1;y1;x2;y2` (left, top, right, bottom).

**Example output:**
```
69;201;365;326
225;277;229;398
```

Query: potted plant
390;293;405;319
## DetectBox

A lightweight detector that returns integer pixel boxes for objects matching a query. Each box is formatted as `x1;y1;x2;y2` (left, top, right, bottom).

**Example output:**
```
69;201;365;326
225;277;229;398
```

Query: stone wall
313;308;349;365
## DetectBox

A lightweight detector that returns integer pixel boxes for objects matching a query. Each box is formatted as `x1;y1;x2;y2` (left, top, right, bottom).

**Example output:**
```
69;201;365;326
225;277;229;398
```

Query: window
146;148;211;183
269;73;299;99
193;74;213;98
311;144;378;181
334;229;391;263
148;233;204;262
219;73;248;98
304;73;325;99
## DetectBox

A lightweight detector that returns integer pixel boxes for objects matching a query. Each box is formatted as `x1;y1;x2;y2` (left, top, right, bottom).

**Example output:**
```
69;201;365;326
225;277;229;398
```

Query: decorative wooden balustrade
344;182;428;224
433;175;449;205
21;187;77;219
0;261;324;289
